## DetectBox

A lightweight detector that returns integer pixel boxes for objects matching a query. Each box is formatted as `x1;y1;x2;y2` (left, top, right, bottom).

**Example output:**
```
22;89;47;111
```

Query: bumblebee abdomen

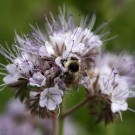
61;57;80;73
68;62;79;73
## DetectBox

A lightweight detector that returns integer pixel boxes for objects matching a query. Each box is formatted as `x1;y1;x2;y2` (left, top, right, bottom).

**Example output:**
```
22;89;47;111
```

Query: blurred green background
0;0;135;135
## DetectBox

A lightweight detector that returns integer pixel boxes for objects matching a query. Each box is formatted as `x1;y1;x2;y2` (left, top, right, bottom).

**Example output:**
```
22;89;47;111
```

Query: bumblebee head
61;57;79;73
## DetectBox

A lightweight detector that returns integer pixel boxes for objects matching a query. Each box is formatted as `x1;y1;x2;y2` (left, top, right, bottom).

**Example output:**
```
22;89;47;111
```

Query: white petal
51;95;62;105
120;102;128;111
41;79;46;86
40;89;48;100
111;103;120;113
29;78;39;87
50;36;64;47
3;74;19;84
45;42;54;55
111;102;128;113
39;46;48;57
49;88;63;95
14;57;22;65
39;97;48;108
55;57;62;66
55;57;66;72
29;72;46;87
21;52;30;60
16;34;25;45
6;64;16;74
46;98;56;110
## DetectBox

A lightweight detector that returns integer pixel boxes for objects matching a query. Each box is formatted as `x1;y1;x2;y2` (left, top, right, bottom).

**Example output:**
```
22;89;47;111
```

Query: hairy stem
58;113;64;135
52;114;57;135
62;95;93;118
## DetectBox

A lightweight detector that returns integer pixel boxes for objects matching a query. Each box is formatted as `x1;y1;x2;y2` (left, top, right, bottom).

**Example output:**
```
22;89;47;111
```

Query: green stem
58;94;95;135
58;113;64;135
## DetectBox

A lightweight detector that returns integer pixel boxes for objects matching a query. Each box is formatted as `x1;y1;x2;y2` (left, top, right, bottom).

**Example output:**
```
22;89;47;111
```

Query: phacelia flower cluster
81;53;135;124
0;99;77;135
0;7;135;124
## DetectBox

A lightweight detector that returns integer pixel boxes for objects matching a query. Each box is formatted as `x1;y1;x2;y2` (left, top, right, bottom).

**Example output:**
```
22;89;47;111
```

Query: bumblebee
61;57;79;73
61;57;80;87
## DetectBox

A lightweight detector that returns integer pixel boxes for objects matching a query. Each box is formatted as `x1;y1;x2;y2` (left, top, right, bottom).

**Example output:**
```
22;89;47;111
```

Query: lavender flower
81;53;135;124
0;99;54;135
39;87;63;110
0;7;110;118
0;98;79;135
0;117;42;135
29;72;46;87
1;7;134;128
